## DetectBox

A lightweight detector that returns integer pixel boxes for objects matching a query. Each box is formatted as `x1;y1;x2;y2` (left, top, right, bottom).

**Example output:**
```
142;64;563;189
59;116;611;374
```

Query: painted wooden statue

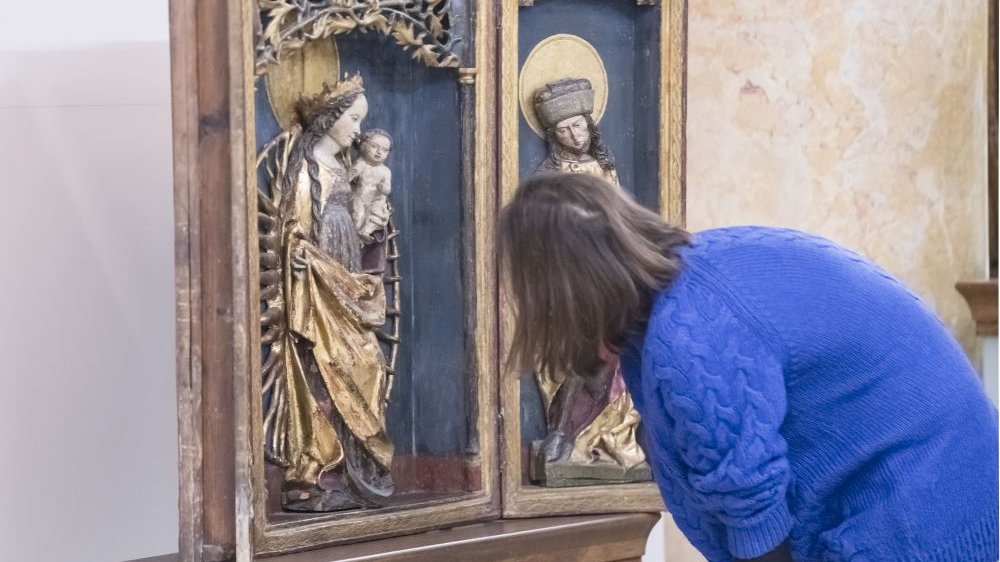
533;78;619;185
529;77;649;486
258;74;401;511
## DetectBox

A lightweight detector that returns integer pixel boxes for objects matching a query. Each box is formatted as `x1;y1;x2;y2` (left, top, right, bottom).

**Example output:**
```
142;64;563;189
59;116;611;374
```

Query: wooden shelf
128;513;659;562
956;280;998;336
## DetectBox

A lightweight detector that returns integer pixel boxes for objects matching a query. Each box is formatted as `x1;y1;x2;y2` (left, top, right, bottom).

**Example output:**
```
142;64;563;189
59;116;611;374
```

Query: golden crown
295;73;365;125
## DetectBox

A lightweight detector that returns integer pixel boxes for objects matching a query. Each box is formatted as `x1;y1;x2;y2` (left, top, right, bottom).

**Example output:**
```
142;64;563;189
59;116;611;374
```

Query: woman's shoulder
679;226;877;298
644;257;742;345
644;229;796;357
686;225;838;254
640;260;779;375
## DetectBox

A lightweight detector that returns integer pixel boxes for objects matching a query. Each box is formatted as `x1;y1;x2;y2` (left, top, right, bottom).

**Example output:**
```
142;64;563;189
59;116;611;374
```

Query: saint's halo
519;34;609;137
265;38;341;129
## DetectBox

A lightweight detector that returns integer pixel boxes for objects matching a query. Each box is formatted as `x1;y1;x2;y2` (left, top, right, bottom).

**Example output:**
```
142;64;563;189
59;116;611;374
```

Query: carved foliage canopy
255;0;461;76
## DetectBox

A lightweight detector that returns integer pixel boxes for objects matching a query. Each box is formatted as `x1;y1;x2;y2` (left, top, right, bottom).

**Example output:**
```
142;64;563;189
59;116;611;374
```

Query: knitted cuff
727;501;794;559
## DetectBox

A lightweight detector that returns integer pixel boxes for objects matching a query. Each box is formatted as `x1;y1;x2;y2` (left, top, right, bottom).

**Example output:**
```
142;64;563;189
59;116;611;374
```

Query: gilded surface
569;391;644;467
258;76;396;512
543;156;618;185
662;0;686;226
281;173;394;480
264;38;340;129
519;34;608;137
255;0;461;76
535;368;645;470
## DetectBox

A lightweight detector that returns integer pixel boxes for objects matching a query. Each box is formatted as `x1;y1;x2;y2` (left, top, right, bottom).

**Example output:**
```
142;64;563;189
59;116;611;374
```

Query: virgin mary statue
259;74;394;512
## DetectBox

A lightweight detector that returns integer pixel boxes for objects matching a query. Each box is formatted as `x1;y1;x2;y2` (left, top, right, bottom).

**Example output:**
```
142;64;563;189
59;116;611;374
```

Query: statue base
529;441;652;488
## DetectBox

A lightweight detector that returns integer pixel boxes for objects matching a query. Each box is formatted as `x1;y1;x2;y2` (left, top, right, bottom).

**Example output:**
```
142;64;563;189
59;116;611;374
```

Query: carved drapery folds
255;0;461;76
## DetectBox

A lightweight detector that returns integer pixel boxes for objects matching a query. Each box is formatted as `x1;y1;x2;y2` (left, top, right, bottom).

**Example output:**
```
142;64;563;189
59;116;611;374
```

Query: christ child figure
350;129;393;244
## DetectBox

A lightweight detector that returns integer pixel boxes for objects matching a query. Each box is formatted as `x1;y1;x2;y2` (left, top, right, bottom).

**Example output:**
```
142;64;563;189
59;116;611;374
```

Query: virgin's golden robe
275;161;393;487
280;233;393;484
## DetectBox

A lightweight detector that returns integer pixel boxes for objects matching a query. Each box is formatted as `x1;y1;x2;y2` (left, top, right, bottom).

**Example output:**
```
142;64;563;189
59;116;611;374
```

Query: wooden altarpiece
170;0;687;560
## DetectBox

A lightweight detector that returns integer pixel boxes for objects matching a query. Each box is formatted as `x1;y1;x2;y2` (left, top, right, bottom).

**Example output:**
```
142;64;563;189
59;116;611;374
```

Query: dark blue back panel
517;0;662;444
255;33;469;457
517;0;662;208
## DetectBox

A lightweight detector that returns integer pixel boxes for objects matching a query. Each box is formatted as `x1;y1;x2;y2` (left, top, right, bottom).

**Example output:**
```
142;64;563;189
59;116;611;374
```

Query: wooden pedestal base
132;513;659;562
530;442;653;488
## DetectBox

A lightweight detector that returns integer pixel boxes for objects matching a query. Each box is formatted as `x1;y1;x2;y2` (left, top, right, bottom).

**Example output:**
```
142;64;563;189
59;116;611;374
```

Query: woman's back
622;226;998;561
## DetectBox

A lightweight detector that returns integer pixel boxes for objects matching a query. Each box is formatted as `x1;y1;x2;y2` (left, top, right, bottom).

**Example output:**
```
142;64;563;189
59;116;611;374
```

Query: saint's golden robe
535;161;645;471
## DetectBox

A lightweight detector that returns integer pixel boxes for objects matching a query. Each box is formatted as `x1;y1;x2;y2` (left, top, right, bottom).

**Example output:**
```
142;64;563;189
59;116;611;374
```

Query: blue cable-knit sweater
619;227;999;562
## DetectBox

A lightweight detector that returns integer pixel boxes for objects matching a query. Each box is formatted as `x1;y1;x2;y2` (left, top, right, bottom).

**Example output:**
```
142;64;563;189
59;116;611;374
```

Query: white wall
983;337;998;406
0;3;178;561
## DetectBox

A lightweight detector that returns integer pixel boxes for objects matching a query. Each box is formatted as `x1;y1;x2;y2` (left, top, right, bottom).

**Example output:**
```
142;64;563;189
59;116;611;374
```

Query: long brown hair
499;173;690;377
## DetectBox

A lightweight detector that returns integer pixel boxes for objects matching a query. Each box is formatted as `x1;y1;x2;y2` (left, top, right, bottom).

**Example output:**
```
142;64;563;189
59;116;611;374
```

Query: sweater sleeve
645;279;792;560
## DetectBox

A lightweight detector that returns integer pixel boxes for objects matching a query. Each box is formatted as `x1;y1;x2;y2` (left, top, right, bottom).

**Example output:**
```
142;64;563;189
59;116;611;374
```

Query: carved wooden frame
173;0;686;557
497;0;688;518
172;0;500;559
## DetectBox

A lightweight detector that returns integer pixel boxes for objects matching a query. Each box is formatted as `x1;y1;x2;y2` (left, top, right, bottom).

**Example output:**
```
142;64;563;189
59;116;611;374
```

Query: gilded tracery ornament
255;0;461;76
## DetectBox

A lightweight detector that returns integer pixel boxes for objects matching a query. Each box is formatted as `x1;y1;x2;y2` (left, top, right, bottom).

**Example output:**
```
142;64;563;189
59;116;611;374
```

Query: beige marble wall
685;0;990;355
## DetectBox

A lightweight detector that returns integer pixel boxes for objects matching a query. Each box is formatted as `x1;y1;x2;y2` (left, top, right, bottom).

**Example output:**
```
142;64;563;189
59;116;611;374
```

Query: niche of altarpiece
174;0;686;558
182;0;500;557
499;0;687;518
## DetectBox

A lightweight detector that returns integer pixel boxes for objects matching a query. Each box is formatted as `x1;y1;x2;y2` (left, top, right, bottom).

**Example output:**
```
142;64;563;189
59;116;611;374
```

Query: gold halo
265;38;341;129
519;34;609;137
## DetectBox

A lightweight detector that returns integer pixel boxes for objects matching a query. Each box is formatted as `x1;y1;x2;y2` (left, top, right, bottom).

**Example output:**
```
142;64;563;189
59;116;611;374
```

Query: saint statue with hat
533;78;619;186
522;73;650;487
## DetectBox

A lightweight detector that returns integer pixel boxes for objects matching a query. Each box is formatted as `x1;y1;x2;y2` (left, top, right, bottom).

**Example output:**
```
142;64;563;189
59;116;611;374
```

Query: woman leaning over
499;172;999;562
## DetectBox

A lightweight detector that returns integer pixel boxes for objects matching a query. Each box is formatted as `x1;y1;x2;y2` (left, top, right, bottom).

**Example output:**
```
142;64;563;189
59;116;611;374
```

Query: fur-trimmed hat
533;78;594;129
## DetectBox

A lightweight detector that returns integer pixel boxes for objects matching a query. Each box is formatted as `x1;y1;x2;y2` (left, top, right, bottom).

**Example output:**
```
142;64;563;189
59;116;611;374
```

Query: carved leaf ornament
255;0;460;76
